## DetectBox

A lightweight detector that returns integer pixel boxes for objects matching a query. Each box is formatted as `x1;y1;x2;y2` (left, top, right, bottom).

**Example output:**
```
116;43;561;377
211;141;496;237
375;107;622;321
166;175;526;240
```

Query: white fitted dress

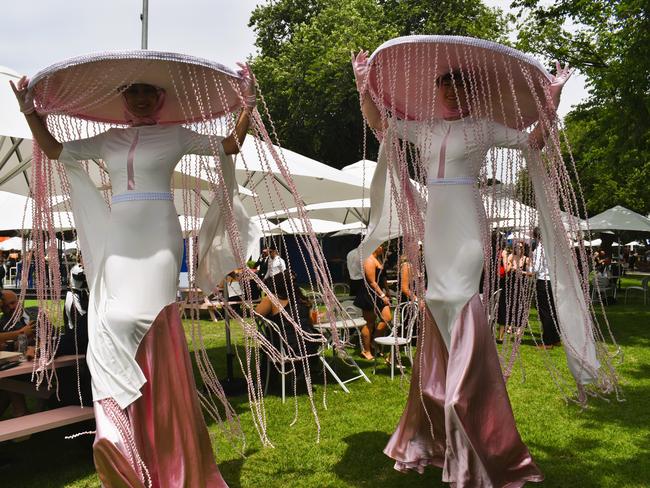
389;118;528;346
60;125;229;408
360;116;600;383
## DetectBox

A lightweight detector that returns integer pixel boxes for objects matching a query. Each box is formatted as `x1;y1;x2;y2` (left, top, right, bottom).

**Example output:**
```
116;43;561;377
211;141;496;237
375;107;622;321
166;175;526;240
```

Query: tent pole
140;0;149;49
0;138;23;172
0;158;32;187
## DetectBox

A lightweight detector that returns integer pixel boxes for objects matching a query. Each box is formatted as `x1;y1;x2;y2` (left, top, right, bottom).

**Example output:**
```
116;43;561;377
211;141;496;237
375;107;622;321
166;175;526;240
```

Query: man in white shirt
346;248;364;297
263;247;286;281
531;227;561;349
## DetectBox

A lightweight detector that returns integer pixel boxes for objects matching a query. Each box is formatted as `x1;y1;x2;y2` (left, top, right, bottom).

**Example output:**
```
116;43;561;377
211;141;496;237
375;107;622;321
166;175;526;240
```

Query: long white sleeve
527;149;600;385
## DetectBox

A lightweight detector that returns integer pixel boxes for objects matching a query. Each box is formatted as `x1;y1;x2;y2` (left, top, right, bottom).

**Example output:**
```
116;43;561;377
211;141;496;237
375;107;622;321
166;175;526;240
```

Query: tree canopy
514;0;650;215
249;0;509;168
248;0;649;216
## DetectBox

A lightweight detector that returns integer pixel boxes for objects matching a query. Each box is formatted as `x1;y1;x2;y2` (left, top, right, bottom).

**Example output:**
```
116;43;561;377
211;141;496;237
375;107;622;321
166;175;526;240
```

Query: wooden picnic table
0;355;93;442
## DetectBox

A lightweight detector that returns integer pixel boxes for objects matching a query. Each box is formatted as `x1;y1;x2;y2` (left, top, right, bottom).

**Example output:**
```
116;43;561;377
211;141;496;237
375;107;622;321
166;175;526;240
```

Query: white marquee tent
581;205;650;233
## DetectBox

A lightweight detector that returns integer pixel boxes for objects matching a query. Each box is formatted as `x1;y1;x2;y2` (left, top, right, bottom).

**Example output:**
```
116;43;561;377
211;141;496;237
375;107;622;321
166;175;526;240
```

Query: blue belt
427;177;475;186
112;191;173;204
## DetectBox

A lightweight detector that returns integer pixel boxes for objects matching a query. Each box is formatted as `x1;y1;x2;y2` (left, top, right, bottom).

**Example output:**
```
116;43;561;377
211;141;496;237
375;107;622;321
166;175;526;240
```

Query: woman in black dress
255;270;320;357
354;244;392;359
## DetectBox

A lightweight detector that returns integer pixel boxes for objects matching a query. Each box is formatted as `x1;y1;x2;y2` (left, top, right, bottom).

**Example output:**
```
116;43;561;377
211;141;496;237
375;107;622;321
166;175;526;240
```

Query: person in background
255;269;321;382
496;240;512;343
0;254;6;289
264;246;287;281
346;248;364;297
0;290;35;338
255;247;270;281
498;241;531;342
353;244;392;360
225;268;244;316
399;254;417;303
0;290;34;419
628;250;637;272
60;254;89;355
531;227;561;349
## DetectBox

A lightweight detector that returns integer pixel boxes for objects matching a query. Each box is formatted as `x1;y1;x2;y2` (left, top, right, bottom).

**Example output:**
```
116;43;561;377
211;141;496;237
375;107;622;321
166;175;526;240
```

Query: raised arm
352;50;385;131
528;62;574;150
10;76;62;159
401;262;418;301
222;63;256;155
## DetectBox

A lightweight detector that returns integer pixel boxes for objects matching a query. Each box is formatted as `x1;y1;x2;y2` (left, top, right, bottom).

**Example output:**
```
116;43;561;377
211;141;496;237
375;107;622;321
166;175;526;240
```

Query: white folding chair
333;282;351;296
624;276;649;305
255;313;308;404
313;314;371;393
304;290;325;308
591;273;615;304
373;301;418;380
487;288;501;336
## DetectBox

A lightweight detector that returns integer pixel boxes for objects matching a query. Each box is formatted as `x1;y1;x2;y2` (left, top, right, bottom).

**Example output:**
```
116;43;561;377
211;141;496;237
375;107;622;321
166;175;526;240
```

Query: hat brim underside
368;36;552;129
29;50;244;125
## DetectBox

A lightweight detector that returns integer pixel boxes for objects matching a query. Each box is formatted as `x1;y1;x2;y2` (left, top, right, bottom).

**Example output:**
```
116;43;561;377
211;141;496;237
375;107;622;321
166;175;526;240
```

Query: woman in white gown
11;70;256;487
351;45;577;487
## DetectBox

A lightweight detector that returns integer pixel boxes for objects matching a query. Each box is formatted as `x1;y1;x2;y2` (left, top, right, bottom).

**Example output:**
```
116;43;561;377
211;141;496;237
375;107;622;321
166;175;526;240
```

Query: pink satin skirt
384;294;543;487
92;304;228;487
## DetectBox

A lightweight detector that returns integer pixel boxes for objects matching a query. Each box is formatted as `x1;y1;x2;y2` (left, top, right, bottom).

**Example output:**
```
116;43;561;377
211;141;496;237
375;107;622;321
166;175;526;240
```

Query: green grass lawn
4;277;650;487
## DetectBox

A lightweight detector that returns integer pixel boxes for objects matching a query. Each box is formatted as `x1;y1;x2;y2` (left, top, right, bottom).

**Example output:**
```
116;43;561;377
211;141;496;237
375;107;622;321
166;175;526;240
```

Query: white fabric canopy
253;217;363;235
277;218;364;235
0;236;23;251
582;205;650;233
0;191;75;231
626;240;644;248
231;139;366;215
259;198;371;225
0;236;77;251
573;238;602;247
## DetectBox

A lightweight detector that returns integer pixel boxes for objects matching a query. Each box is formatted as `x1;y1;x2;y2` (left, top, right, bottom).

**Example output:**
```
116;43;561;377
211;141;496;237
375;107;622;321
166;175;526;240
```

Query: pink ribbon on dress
126;130;139;191
437;126;452;179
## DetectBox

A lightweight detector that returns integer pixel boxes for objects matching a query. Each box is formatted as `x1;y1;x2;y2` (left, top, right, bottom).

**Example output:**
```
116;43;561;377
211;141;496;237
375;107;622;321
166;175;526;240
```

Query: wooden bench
0;355;93;442
0;405;94;442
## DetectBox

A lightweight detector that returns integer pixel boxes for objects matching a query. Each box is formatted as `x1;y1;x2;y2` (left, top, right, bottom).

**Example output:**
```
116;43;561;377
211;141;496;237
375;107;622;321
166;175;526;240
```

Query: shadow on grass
218;449;257;488
334;431;444;487
531;430;650;487
0;420;97;487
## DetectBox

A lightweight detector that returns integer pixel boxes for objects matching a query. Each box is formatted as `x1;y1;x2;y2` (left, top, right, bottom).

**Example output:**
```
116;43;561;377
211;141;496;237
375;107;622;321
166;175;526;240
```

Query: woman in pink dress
11;59;258;487
350;36;617;487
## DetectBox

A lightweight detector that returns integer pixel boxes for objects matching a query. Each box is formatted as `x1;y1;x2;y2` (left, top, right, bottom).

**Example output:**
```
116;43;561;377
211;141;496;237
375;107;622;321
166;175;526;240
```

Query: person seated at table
0;290;35;343
255;269;320;358
226;269;244;308
354;244;392;360
0;290;35;420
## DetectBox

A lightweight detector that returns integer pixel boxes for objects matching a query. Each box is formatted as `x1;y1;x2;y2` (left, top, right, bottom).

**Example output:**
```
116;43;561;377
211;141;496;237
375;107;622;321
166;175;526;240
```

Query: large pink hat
28;50;243;125
367;35;553;129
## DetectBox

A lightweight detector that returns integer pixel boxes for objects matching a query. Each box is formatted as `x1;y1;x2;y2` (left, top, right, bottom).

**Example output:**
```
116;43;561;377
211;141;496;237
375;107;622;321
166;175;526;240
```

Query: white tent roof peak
341;160;377;186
